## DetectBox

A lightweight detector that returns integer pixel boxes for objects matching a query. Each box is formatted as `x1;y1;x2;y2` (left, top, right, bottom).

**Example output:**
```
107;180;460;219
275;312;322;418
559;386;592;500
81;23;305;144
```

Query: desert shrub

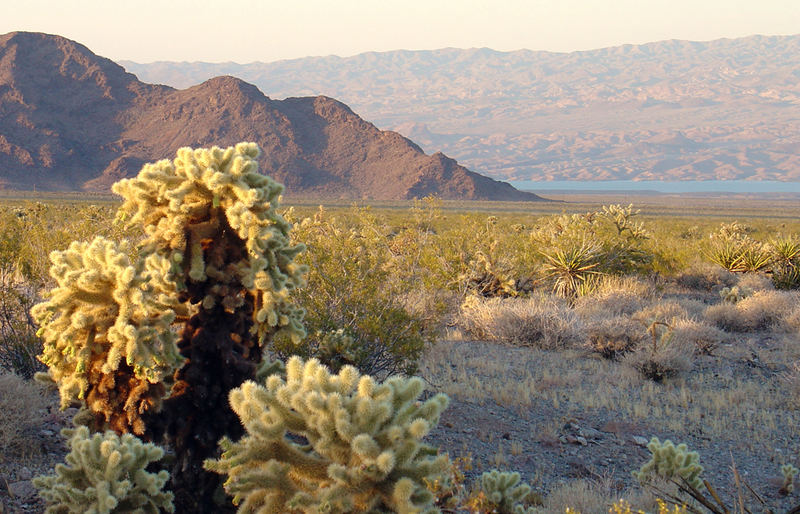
275;206;431;377
585;316;647;359
707;222;771;273
735;272;774;292
0;372;49;459
707;290;800;333
622;323;692;381
703;303;748;333
632;301;689;326
0;211;44;378
540;479;619;514
737;290;799;332
674;261;736;291
573;276;652;318
670;319;726;355
539;240;601;298
459;294;583;349
531;206;654;298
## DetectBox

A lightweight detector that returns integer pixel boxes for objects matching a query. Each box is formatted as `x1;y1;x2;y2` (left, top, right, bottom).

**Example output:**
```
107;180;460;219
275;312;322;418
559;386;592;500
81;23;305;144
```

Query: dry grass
674;262;737;292
0;372;49;460
669;318;727;355
704;290;800;332
459;295;584;349
574;276;653;319
632;301;689;325
538;479;619;513
585;316;647;359
621;336;694;382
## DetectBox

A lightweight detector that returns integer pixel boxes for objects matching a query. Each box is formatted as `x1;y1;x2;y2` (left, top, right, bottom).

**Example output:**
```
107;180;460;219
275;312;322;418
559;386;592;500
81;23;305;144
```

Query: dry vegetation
2;195;800;513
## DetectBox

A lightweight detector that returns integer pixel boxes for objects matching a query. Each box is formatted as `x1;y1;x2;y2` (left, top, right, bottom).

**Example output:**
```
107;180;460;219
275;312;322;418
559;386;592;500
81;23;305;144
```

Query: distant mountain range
0;32;539;200
121;34;800;182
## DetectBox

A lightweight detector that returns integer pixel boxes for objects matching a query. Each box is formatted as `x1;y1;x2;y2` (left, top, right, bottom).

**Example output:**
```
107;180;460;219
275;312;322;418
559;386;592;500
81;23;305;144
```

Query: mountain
0;32;540;200
121;35;800;182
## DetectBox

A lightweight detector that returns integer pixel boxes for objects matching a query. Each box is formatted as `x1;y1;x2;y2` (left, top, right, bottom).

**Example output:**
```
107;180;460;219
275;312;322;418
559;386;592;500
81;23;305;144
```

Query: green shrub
275;206;431;377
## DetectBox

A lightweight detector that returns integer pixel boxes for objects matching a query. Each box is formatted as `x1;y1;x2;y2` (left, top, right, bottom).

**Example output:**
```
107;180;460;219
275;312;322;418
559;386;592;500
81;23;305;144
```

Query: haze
1;0;798;63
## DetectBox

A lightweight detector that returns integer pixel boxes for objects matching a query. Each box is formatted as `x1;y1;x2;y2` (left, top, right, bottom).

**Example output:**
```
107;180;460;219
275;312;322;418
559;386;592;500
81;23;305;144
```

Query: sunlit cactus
205;356;450;513
33;143;308;512
477;469;536;514
33;426;174;514
32;237;182;435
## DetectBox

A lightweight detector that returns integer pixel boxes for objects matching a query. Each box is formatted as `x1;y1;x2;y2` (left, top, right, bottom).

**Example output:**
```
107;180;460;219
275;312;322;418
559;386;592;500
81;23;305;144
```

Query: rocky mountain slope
122;35;800;182
0;32;539;200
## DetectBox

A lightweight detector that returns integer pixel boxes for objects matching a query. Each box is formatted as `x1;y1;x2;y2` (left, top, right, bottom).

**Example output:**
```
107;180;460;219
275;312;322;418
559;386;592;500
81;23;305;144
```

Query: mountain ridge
0;31;541;200
120;34;800;182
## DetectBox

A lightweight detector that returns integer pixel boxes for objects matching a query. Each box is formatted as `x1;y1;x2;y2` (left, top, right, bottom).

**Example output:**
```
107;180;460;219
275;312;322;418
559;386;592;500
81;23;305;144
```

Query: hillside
0;32;540;200
121;35;800;182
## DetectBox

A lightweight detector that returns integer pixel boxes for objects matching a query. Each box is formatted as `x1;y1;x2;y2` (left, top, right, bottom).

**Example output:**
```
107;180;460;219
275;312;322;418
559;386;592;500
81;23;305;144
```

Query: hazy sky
2;0;799;63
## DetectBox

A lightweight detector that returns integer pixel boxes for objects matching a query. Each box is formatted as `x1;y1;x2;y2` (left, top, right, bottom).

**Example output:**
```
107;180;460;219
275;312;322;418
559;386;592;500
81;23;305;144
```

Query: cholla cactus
205;356;450;513
477;469;535;514
780;463;799;495
112;142;306;343
33;426;173;513
633;437;704;490
719;285;752;304
33;143;308;512
314;328;368;372
31;237;182;434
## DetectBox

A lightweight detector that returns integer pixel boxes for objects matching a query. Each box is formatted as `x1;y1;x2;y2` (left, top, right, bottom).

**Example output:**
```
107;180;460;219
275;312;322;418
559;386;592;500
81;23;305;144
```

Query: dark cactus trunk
150;218;263;513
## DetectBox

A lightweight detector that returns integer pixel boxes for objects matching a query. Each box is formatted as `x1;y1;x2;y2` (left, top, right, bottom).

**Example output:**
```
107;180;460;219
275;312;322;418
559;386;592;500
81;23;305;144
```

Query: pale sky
2;0;799;63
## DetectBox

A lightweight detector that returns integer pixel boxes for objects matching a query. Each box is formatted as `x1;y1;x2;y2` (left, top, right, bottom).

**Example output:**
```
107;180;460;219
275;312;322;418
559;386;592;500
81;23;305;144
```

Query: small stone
576;436;588;446
632;436;649;447
18;467;32;481
580;427;604;439
39;429;55;437
502;432;510;440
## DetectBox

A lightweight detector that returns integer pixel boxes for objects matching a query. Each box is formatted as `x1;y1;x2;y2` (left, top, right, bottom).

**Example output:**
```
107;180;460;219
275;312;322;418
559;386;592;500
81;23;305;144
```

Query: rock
39;429;55;437
576;436;588;446
632;436;650;447
8;480;36;500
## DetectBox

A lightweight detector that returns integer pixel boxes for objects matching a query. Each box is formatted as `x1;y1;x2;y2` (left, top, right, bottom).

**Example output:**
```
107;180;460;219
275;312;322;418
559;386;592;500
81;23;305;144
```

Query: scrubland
2;193;800;513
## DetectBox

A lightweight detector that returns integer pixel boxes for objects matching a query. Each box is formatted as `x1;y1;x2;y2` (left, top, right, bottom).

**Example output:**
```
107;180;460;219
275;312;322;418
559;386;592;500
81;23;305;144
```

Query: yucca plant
771;236;800;289
737;241;772;272
707;238;746;272
541;241;601;298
